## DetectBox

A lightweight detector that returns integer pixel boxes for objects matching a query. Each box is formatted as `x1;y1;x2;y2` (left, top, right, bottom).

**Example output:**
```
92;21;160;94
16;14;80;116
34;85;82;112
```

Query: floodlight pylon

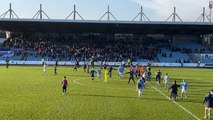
66;5;84;20
32;4;50;19
132;6;150;22
196;7;211;22
0;3;19;19
165;7;182;22
99;5;117;21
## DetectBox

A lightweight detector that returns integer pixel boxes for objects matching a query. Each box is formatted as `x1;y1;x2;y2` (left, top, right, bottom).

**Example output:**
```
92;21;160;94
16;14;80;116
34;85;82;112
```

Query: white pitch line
73;77;200;119
148;83;200;120
73;78;134;91
73;77;154;92
73;78;85;86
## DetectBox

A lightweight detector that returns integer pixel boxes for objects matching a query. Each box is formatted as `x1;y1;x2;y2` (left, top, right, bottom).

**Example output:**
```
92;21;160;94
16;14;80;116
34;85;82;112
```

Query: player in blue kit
181;79;188;99
97;68;101;79
90;69;97;81
147;70;152;82
136;77;145;98
118;65;125;79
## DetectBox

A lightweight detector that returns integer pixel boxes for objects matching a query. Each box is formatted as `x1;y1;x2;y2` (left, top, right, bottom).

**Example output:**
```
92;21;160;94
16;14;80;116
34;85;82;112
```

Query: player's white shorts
138;89;142;94
205;107;212;110
142;75;146;78
182;89;187;93
97;74;101;77
119;72;123;76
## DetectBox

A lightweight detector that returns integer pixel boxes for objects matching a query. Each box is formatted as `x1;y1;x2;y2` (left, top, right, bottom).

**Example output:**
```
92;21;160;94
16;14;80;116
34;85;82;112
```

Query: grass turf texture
0;66;212;120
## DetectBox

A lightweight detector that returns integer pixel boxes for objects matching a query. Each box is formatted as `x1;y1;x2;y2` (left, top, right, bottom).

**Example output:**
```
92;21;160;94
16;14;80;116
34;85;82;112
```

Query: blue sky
0;0;211;21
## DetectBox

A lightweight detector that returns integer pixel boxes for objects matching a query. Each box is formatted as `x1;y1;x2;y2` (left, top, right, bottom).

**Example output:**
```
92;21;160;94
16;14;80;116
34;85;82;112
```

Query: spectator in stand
5;32;206;64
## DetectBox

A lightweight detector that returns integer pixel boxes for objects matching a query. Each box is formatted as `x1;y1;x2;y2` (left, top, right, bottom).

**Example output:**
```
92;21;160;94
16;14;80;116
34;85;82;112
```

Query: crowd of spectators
1;32;208;62
1;32;159;62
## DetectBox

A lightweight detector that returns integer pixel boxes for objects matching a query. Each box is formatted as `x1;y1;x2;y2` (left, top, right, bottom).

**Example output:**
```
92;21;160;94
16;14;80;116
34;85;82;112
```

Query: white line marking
148;83;200;120
73;77;199;119
73;78;85;86
73;78;135;91
73;77;154;92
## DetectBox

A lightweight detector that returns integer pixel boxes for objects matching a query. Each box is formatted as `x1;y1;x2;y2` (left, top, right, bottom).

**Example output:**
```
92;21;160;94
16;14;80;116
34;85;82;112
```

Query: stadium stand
0;32;159;62
0;32;212;63
172;40;207;53
157;48;190;63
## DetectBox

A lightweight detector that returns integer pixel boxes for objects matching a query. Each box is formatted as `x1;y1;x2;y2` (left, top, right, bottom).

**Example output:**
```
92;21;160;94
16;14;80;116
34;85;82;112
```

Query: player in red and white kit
61;76;68;95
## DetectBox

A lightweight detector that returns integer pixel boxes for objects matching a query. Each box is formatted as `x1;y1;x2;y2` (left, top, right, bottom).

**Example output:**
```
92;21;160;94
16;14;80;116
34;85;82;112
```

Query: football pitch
0;65;212;120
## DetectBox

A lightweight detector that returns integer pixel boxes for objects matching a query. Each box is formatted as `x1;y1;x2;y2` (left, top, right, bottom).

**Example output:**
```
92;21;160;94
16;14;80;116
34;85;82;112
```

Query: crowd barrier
0;60;210;67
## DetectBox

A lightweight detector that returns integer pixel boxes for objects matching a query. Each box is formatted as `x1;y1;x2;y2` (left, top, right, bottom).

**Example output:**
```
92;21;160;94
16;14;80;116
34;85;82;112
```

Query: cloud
132;0;210;21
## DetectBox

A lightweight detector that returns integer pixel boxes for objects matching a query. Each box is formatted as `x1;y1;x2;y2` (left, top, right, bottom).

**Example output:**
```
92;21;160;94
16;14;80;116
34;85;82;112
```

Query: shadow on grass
188;84;213;88
56;74;89;77
65;93;136;99
62;93;205;104
63;93;171;102
176;98;203;104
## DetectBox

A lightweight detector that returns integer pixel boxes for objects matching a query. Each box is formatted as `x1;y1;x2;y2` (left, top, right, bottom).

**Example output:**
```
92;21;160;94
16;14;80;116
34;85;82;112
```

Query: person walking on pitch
168;80;180;101
90;69;97;81
203;90;213;119
127;70;135;84
164;73;169;88
43;63;47;74
104;69;109;84
181;79;188;99
61;76;68;95
97;68;101;79
5;58;9;69
136;77;145;98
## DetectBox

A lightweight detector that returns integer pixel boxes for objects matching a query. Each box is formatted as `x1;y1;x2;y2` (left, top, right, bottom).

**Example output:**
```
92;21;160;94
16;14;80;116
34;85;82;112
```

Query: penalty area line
73;78;147;92
148;83;200;120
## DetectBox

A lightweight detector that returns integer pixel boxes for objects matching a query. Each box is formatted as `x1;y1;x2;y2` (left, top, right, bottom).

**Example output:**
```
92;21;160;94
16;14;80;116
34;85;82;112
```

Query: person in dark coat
108;66;116;78
168;80;180;101
126;70;135;84
202;90;213;119
156;70;162;86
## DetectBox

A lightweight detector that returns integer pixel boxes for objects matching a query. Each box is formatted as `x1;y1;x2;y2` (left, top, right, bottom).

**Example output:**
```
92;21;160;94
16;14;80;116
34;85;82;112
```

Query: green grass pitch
0;65;212;120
